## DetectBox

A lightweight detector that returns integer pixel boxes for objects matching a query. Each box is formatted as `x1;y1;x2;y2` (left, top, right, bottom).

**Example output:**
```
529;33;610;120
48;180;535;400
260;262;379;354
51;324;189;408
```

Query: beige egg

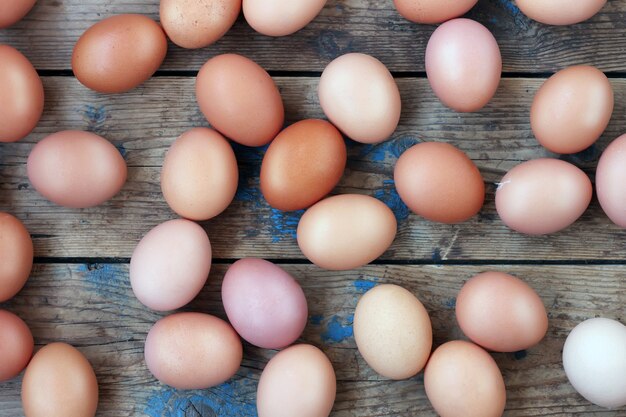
297;194;397;270
243;0;326;36
161;128;238;221
22;343;99;417
516;0;606;25
596;134;626;228
144;312;242;389
354;284;432;380
318;53;401;144
425;341;506;417
257;344;336;417
393;0;478;24
0;213;33;302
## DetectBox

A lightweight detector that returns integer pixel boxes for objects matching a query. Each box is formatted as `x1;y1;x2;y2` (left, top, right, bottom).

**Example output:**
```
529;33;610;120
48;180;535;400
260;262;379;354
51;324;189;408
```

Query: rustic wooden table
1;0;625;416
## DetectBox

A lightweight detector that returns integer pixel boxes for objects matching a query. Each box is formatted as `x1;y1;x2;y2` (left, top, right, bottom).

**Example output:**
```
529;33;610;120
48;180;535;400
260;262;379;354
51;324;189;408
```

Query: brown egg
597;134;626;228
318;53;401;144
425;341;506;417
394;142;484;223
160;0;241;49
196;54;284;147
425;19;501;112
22;342;99;417
456;272;548;352
0;213;33;302
0;310;34;382
353;284;432;380
495;158;592;235
257;344;336;417
516;0;606;25
297;194;397;270
161;128;238;220
243;0;326;36
72;14;167;93
0;45;44;143
27;131;127;208
260;119;346;211
393;0;478;24
531;66;613;154
0;0;36;28
144;313;242;389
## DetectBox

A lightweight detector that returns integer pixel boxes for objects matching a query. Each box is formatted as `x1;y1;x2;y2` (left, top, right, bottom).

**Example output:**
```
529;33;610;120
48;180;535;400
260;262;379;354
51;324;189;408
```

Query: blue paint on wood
309;314;324;325
352;135;421;162
353;278;378;293
321;315;354;343
144;380;257;417
268;208;303;243
77;263;125;297
498;0;522;17
374;179;410;222
80;105;108;133
443;298;456;309
115;144;127;158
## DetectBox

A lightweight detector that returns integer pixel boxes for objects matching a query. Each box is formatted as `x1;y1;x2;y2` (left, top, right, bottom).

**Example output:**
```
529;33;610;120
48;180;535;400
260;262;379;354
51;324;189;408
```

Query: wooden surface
0;0;625;416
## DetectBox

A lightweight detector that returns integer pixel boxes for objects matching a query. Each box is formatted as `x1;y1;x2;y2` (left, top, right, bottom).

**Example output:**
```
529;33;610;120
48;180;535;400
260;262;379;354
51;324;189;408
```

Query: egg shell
160;0;241;49
0;213;33;302
425;18;501;112
353;284;432;380
196;54;285;147
0;45;44;143
596;134;626;228
130;219;211;311
222;258;308;349
22;342;99;417
394;142;484;223
393;0;477;24
495;158;592;235
72;14;167;93
243;0;326;36
0;0;36;28
531;66;614;154
144;312;242;390
27;130;127;208
563;318;626;409
456;271;548;352
260;119;346;211
425;340;506;417
318;53;401;144
161;128;238;221
257;344;336;417
0;310;34;382
297;194;397;270
516;0;606;25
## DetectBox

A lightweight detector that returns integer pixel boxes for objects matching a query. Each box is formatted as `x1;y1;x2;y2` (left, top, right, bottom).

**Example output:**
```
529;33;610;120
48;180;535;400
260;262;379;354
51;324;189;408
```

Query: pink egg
425;18;502;112
222;258;308;349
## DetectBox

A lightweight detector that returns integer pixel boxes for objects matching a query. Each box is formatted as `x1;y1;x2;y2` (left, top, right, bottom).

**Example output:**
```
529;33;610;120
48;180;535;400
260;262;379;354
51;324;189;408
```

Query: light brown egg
394;142;484;223
22;342;99;417
160;0;241;49
0;45;44;143
516;0;606;25
318;53;401;144
130;219;211;311
144;312;242;389
0;213;33;302
196;54;285;147
27;130;127;208
531;66;613;154
456;271;548;352
0;310;33;382
0;0;36;28
425;18;501;112
596;134;626;228
243;0;326;36
72;14;167;93
425;340;506;417
393;0;477;24
495;158;592;235
260;119;346;211
257;344;336;417
353;284;432;380
297;194;397;270
161;128;238;221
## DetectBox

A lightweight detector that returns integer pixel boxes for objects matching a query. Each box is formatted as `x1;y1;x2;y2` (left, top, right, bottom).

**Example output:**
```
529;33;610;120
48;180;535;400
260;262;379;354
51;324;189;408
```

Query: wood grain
0;263;623;417
0;0;625;72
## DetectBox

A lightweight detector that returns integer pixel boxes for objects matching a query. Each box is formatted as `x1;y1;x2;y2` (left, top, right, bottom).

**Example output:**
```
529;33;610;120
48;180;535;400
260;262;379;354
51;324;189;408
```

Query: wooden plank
0;263;623;416
0;0;625;72
1;76;626;260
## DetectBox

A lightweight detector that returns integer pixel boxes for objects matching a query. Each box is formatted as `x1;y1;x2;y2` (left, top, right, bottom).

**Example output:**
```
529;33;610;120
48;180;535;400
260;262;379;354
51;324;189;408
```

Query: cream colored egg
243;0;327;36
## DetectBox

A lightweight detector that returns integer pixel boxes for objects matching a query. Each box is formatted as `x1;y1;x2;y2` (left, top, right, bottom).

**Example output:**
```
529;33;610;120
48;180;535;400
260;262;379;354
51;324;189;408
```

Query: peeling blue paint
80;105;108;133
374;179;410;222
353;278;378;293
321;315;354;343
115;144;127;158
498;0;522;17
268;208;303;243
352;135;421;163
443;298;456;309
309;314;324;325
77;263;125;297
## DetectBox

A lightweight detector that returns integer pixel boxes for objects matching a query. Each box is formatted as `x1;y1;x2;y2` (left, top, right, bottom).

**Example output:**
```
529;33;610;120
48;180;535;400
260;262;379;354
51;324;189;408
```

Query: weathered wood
0;0;625;72
0;263;623;416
